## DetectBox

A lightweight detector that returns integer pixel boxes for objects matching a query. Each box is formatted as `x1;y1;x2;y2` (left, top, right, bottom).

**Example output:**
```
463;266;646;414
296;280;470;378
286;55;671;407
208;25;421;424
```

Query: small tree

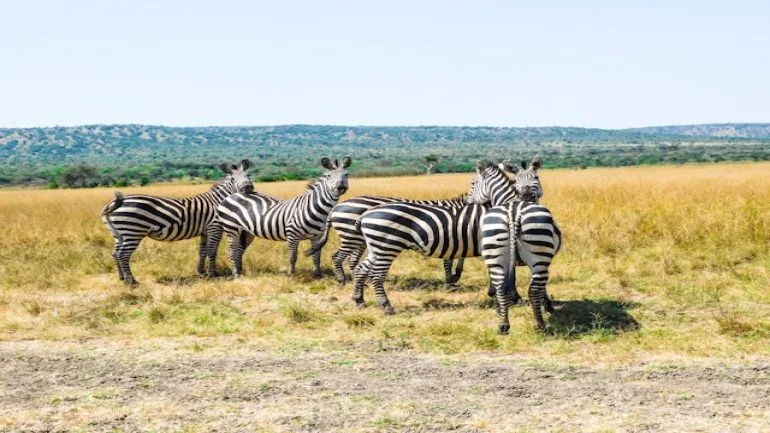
57;165;101;188
424;155;439;175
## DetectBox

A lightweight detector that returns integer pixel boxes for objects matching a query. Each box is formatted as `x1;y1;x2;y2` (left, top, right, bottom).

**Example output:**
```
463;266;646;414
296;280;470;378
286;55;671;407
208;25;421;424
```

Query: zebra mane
305;175;327;191
211;176;233;191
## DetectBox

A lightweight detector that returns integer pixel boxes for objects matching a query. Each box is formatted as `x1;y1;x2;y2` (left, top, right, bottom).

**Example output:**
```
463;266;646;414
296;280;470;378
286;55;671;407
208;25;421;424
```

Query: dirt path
1;340;768;433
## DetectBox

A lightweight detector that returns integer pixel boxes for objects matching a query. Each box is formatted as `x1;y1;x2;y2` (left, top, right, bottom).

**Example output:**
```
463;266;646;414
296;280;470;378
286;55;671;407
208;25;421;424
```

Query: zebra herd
101;155;562;333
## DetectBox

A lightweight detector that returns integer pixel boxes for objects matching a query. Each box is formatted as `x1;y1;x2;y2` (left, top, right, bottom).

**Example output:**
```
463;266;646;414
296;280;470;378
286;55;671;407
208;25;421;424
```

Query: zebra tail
304;215;332;256
102;191;124;215
502;202;519;296
101;192;125;243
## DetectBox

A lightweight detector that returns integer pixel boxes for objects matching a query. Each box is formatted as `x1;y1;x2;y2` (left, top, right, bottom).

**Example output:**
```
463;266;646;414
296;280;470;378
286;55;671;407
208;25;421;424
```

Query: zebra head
467;160;517;206
512;155;544;202
320;156;352;198
217;159;254;194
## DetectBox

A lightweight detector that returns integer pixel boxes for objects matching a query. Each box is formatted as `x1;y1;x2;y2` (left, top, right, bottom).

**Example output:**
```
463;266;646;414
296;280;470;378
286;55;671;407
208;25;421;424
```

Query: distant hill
1;123;769;187
627;123;770;139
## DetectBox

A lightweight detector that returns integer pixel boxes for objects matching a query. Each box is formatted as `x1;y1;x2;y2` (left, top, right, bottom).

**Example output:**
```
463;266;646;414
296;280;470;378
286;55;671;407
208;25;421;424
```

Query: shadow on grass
547;298;640;337
390;276;477;293
156;275;206;286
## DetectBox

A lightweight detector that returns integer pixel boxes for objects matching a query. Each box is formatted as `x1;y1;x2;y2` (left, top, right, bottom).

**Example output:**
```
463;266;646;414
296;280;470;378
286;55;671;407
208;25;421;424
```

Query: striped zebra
350;157;540;315
473;155;562;333
101;160;253;286
208;156;351;277
304;186;477;287
481;200;562;333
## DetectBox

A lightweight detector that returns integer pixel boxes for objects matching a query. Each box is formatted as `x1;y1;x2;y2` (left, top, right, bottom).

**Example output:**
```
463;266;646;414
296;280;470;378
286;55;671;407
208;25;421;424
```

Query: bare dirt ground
1;339;768;433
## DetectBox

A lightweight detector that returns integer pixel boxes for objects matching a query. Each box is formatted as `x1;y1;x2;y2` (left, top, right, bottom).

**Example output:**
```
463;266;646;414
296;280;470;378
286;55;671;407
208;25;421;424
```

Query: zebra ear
499;159;519;174
219;163;232;174
334;159;340;168
530;155;543;171
342;156;352;168
475;160;484;175
520;160;528;169
230;164;238;171
240;159;251;171
321;157;334;170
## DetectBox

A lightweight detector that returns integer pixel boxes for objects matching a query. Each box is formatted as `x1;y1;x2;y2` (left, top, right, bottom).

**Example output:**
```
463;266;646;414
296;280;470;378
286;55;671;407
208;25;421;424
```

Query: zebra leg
286;236;300;276
310;236;323;279
227;232;245;277
443;260;457;289
115;237;142;287
332;249;348;284
348;246;365;281
205;223;223;277
111;241;125;281
453;258;465;284
370;256;396;315
495;272;515;335
544;290;556;313
196;233;208;275
351;256;372;307
528;268;550;333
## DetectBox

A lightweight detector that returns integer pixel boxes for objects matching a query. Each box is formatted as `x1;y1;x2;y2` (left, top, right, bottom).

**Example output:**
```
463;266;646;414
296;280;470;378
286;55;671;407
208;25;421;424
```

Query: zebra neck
490;174;517;206
198;185;237;204
304;183;339;209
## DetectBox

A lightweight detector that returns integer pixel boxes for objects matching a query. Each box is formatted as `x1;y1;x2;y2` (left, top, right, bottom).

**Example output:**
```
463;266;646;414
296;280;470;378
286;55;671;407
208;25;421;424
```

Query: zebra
101;160;254;286
350;157;538;315
473;156;562;333
481;199;562;334
208;156;351;278
303;182;479;288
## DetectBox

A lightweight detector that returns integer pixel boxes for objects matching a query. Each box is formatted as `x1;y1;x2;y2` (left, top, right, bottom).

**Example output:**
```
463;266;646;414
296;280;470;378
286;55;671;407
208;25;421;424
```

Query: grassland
1;163;769;432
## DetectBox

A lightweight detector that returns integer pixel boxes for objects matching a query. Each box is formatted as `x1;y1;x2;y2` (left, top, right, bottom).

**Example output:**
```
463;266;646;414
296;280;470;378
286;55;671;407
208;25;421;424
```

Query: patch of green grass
308;282;326;294
344;311;377;328
282;303;316;323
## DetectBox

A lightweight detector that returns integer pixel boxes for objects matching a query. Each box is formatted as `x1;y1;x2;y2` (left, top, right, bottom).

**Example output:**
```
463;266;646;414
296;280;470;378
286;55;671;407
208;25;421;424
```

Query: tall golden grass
1;163;769;362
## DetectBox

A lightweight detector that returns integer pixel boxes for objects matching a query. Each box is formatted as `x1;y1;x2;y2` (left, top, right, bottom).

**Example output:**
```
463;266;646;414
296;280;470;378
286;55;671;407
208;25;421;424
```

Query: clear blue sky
2;0;768;128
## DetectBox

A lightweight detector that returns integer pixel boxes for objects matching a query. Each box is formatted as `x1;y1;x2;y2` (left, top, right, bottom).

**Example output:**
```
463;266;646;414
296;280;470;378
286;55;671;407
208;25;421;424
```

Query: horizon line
2;121;769;132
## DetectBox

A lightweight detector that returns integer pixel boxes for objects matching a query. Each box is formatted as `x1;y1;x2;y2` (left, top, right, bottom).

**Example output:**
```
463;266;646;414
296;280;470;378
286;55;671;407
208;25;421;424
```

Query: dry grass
1;163;770;362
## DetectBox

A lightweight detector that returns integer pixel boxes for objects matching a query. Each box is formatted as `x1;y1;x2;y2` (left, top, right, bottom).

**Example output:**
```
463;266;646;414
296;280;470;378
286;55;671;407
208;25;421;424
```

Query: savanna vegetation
2;123;770;187
1;163;769;432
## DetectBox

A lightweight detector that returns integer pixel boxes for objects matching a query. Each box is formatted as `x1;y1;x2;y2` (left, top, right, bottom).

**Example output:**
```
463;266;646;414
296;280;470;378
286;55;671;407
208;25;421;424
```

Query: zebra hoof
311;270;323;279
446;283;460;292
498;324;510;335
353;297;366;308
535;324;548;334
383;305;396;315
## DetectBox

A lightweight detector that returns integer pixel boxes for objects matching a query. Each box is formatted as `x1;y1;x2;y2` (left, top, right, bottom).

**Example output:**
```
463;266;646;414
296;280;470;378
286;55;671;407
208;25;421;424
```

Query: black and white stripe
349;160;525;313
101;160;253;286
352;201;490;313
305;190;476;287
481;200;562;333
209;157;352;277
